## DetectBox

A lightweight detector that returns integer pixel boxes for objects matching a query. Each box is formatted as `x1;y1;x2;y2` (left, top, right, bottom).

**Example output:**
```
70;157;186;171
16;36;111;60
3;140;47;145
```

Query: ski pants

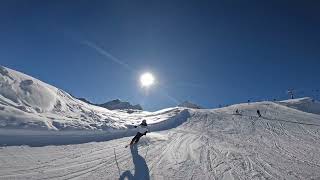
131;132;144;144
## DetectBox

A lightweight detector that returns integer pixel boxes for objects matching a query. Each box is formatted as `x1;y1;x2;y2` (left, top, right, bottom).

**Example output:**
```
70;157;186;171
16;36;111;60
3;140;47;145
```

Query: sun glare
140;72;155;87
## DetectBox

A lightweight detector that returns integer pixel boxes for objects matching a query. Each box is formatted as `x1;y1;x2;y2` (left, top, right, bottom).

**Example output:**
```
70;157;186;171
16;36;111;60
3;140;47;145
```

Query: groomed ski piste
1;66;320;180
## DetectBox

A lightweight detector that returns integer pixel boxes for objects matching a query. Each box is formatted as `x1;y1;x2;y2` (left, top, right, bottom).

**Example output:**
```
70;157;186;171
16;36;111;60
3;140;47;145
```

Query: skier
127;120;149;147
235;109;239;114
257;109;262;117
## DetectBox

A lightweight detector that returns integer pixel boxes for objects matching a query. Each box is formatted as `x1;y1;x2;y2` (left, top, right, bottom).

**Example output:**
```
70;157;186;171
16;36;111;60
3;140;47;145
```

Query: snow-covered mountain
77;98;143;111
0;66;184;131
178;100;203;109
97;99;143;110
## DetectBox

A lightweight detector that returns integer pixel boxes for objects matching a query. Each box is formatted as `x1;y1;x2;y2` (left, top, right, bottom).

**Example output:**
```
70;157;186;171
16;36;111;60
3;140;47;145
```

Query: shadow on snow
119;144;150;180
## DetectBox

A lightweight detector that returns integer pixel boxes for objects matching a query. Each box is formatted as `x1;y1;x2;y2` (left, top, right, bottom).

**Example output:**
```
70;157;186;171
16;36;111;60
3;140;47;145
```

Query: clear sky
0;0;319;110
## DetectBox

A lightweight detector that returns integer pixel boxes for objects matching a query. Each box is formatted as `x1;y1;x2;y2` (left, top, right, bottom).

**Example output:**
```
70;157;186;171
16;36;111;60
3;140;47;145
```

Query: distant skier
257;110;262;117
235;109;239;114
127;120;149;147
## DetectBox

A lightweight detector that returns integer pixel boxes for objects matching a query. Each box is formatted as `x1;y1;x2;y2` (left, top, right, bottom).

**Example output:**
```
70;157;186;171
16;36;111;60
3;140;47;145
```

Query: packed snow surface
1;66;320;179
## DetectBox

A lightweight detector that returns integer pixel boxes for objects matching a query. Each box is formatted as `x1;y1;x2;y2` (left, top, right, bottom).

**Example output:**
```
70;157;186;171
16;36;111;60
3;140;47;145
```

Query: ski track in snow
1;102;320;180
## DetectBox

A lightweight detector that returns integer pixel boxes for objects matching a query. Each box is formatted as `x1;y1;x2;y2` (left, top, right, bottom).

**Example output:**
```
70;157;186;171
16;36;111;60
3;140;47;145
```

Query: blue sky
0;0;319;110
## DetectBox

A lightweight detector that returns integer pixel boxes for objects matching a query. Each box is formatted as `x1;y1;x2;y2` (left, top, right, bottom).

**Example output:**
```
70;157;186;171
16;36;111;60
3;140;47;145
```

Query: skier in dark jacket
257;110;262;117
129;120;149;146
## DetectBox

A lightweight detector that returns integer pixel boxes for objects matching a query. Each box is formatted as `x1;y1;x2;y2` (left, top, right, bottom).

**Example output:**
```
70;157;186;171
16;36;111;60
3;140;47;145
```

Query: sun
140;72;155;87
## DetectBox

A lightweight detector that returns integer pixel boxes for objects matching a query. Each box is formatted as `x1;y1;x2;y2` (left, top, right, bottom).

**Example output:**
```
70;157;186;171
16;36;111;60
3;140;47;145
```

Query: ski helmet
142;120;146;123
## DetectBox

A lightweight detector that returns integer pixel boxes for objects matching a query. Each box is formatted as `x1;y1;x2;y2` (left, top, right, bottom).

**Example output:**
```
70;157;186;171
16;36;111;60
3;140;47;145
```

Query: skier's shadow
119;144;150;180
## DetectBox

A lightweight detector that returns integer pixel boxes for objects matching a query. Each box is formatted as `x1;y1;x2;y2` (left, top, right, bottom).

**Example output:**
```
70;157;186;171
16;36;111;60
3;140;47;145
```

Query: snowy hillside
0;66;185;133
278;97;320;115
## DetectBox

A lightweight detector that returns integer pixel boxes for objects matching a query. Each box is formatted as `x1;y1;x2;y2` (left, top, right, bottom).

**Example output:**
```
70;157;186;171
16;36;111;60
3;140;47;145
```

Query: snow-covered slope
0;66;185;132
278;97;320;115
1;99;320;179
